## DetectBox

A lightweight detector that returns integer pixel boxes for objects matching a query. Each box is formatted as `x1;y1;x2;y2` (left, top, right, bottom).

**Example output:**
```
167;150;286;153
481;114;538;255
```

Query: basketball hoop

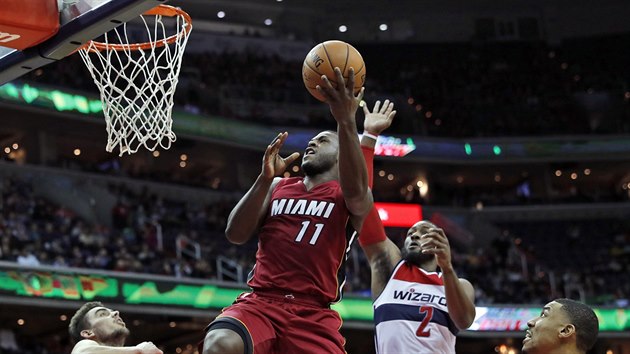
78;5;192;156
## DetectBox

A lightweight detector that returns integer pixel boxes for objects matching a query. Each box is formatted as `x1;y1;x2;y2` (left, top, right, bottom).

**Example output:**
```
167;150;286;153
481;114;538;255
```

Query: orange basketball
302;40;366;102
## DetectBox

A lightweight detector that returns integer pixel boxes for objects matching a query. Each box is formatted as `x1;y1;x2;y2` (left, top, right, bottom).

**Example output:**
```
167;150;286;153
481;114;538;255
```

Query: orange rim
81;4;192;52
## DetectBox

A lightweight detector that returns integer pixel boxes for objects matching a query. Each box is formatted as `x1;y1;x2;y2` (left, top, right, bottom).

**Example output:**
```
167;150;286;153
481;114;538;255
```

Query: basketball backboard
0;0;167;85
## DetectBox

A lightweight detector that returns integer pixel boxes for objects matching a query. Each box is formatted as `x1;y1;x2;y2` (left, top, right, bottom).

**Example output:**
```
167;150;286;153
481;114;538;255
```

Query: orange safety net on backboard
0;0;59;50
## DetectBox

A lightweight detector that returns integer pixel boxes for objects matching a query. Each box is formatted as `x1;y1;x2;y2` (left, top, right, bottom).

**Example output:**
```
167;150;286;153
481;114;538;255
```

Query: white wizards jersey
374;261;458;354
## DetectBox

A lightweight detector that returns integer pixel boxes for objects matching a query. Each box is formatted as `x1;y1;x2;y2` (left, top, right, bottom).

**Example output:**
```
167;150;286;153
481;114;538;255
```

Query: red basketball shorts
205;291;346;354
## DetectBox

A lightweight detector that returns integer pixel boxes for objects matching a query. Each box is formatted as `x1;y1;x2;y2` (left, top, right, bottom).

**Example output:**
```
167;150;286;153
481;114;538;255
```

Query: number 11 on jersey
295;221;324;245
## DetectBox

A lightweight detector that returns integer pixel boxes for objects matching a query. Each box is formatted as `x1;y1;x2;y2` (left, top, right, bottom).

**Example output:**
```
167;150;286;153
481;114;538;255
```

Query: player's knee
203;328;245;354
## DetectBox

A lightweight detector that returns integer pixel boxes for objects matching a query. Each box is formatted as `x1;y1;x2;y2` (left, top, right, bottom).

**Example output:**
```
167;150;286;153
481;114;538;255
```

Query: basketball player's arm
421;228;476;329
71;340;163;354
358;99;401;299
317;67;372;223
443;275;476;330
361;214;402;299
225;132;299;244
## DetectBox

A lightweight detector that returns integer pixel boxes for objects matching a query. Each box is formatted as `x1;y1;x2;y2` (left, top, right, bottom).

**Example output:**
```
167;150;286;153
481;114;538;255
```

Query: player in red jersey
202;67;373;354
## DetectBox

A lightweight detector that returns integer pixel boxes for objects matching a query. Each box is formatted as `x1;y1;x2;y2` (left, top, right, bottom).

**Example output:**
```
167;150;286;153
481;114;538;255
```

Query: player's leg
203;321;247;354
202;294;279;354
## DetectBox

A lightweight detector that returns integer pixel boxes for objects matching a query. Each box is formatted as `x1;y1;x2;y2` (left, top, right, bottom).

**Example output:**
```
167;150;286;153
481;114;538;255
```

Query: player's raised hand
362;99;396;135
135;341;163;354
420;228;454;272
262;132;300;179
316;67;364;124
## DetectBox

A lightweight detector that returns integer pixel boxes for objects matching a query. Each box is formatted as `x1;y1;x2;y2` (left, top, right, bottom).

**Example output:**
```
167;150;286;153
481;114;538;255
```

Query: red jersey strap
359;145;386;246
359;206;387;246
394;262;444;285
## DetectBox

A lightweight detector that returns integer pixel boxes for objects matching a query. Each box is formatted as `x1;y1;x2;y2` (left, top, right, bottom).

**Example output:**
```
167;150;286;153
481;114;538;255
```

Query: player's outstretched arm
420;228;476;329
72;340;163;354
225;132;300;244
317;67;372;224
361;209;402;300
358;99;400;299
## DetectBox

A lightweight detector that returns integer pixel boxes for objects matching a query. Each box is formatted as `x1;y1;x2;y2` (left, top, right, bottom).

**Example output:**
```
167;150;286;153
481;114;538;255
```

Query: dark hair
68;301;103;344
555;298;599;351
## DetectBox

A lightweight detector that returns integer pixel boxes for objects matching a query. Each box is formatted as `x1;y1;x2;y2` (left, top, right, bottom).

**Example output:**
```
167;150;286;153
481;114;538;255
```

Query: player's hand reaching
262;132;300;179
135;341;163;354
316;67;364;124
362;99;396;135
420;227;454;272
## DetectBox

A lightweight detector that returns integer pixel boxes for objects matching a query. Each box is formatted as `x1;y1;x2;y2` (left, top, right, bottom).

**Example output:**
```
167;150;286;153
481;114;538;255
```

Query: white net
78;6;192;156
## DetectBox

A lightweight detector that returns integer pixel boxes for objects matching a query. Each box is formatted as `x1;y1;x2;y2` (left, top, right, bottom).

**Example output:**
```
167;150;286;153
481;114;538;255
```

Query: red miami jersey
374;261;459;354
247;177;357;304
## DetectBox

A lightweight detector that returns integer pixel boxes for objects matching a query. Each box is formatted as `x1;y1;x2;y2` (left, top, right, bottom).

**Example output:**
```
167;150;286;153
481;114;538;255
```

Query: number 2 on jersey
295;221;324;245
416;306;434;337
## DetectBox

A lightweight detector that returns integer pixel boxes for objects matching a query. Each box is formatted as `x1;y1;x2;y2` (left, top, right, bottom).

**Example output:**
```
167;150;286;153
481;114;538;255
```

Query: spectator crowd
1;174;627;308
24;34;630;138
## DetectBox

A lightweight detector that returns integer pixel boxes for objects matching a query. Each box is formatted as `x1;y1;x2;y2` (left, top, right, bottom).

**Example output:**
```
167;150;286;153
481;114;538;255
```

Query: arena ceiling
169;0;630;42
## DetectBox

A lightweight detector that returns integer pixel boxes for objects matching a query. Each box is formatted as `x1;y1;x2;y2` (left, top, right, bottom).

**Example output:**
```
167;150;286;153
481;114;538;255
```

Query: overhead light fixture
379;24;388;31
338;25;347;33
217;11;226;19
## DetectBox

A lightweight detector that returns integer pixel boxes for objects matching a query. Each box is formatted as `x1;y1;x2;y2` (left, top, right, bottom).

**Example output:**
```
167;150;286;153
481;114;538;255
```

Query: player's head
523;299;598;354
69;301;130;345
301;130;339;176
401;220;438;267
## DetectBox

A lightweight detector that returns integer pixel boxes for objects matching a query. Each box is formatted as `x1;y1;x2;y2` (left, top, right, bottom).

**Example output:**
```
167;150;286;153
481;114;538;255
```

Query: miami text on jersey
270;198;336;218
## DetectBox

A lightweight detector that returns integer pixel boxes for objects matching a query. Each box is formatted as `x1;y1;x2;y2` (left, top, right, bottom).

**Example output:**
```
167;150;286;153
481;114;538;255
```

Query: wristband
362;132;379;141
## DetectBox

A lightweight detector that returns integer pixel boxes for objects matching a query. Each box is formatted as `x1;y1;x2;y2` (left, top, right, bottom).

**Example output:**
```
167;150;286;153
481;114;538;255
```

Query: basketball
302;40;366;102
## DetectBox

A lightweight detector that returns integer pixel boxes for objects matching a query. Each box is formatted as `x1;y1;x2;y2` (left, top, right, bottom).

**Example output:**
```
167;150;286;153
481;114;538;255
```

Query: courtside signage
0;266;627;331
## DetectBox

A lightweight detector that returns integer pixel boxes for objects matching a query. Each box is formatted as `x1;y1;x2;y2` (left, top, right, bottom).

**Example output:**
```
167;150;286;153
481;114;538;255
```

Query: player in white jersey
368;221;475;354
357;100;475;354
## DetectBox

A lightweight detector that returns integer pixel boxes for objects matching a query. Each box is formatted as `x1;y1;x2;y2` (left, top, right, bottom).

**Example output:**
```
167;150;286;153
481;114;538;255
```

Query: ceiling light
264;18;273;26
379;24;388;31
217;11;226;19
338;25;347;33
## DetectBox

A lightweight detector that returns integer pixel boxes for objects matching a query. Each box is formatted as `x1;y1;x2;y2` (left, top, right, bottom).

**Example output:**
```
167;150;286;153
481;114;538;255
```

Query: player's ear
80;329;95;339
559;324;576;339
